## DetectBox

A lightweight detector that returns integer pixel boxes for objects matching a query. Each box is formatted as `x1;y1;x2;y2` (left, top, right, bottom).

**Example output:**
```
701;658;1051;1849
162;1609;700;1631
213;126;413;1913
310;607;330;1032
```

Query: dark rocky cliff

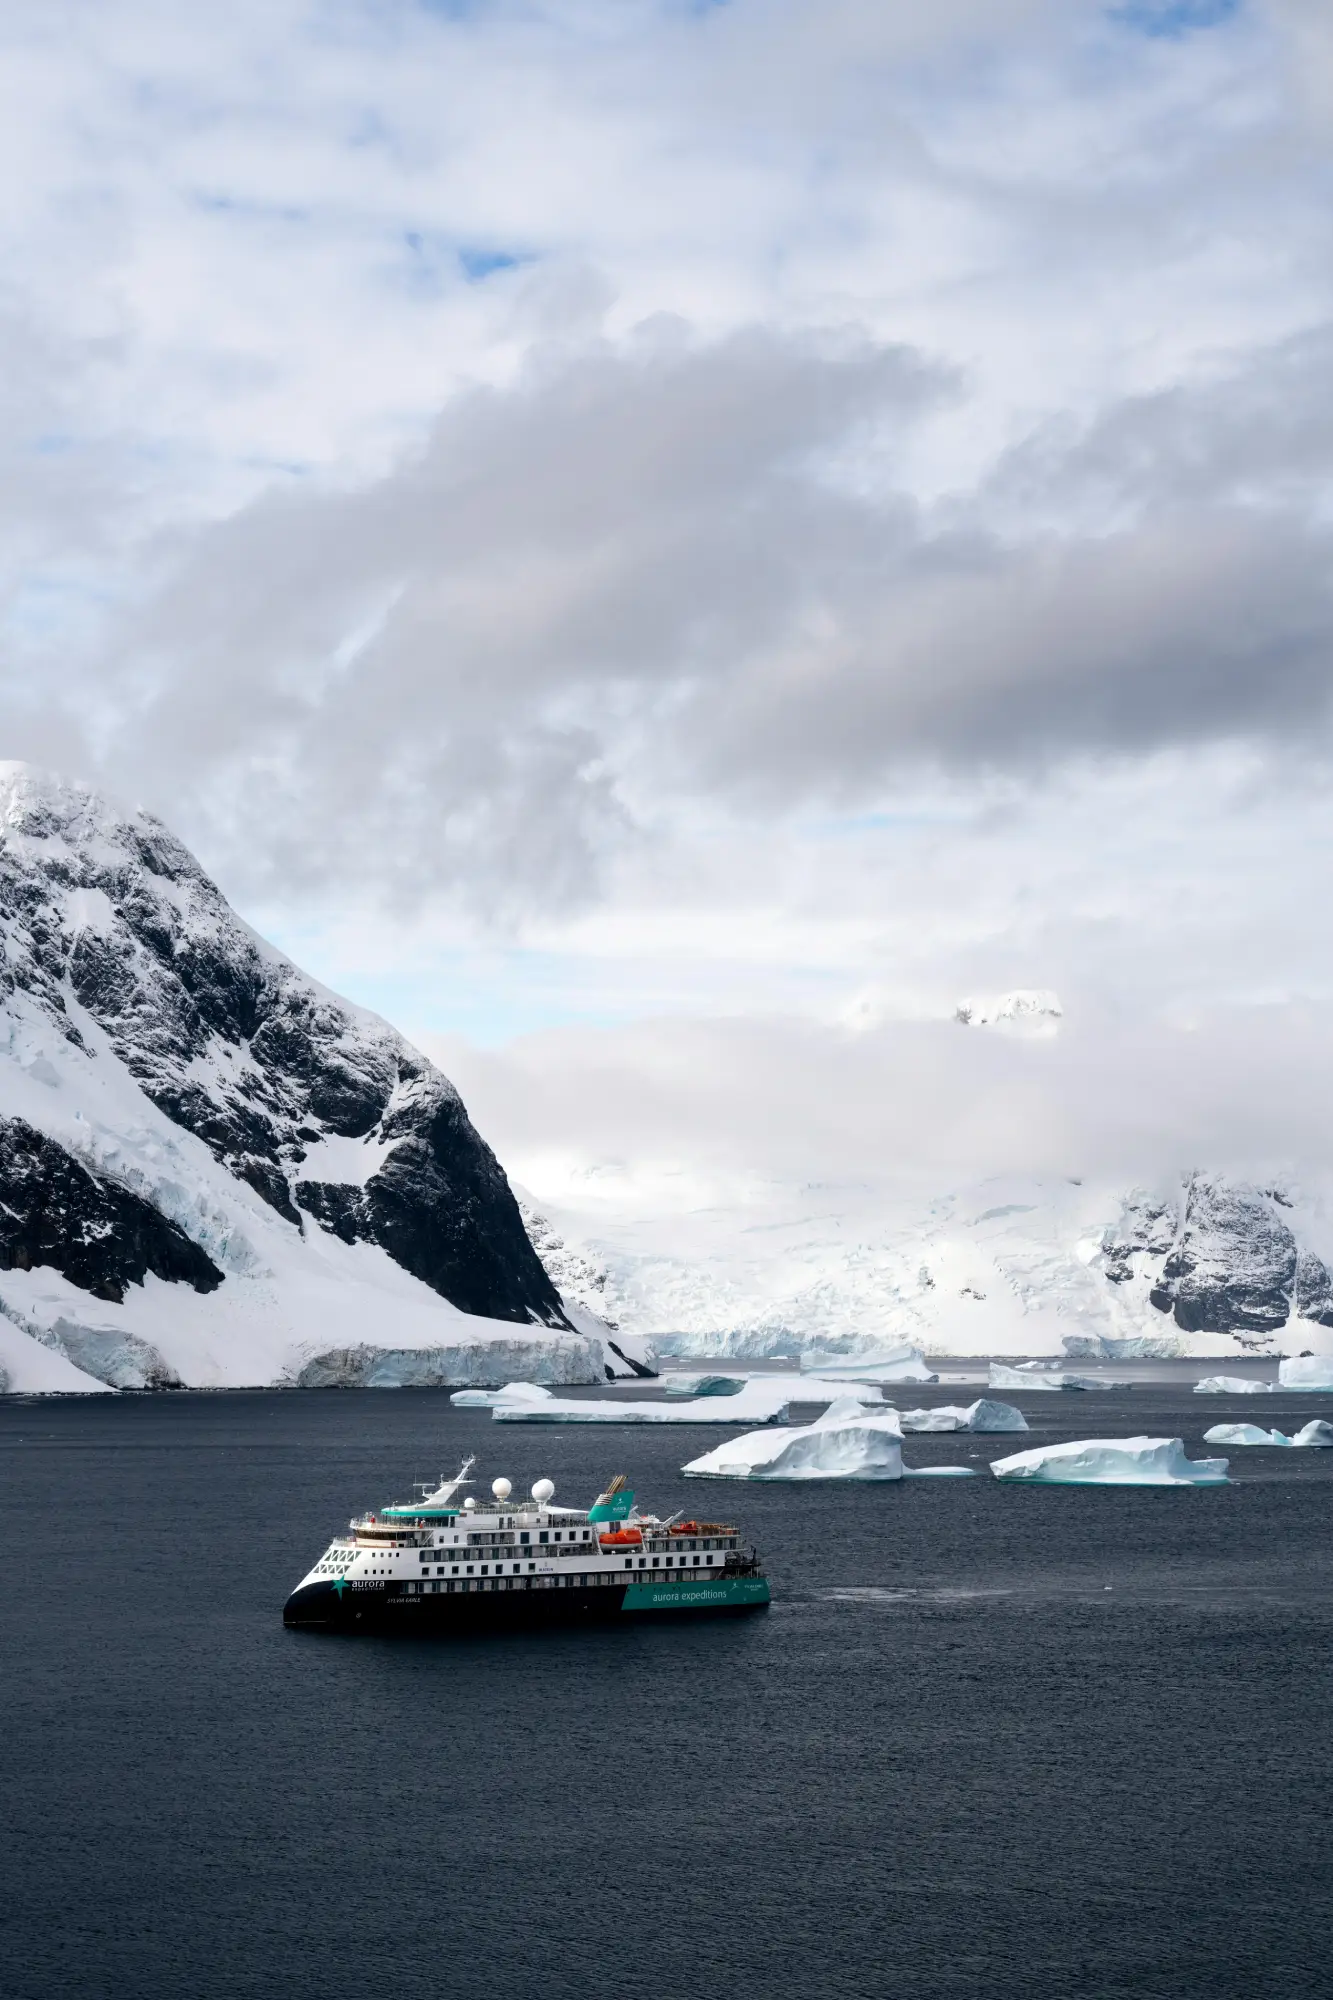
0;765;569;1327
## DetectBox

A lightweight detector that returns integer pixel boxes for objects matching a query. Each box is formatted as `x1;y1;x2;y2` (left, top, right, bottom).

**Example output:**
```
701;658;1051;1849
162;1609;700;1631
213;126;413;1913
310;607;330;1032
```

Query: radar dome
463;1496;477;1511
492;1477;513;1501
531;1477;555;1505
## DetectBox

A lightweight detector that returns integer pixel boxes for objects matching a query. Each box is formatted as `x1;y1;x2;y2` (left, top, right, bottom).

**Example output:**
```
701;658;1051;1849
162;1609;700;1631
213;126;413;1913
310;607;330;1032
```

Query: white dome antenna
531;1477;555;1505
492;1477;513;1501
463;1496;477;1511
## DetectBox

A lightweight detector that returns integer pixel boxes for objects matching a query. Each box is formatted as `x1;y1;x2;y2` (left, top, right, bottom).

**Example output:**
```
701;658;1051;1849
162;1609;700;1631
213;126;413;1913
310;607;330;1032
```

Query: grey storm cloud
88;309;1333;904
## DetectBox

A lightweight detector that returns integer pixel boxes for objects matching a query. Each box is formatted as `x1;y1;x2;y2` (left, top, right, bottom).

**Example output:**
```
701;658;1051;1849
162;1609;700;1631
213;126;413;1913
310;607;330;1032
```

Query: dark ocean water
2;1386;1331;2000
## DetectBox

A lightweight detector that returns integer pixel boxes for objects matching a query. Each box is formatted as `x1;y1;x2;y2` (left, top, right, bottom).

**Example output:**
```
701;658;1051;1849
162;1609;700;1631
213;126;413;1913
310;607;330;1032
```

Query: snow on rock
1293;1420;1333;1446
0;763;595;1391
898;1399;1028;1432
1279;1356;1333;1389
682;1399;904;1480
990;1437;1229;1485
800;1346;937;1383
1203;1423;1292;1446
526;1158;1333;1366
1148;1179;1295;1339
953;990;1063;1035
1193;1375;1276;1393
493;1379;795;1424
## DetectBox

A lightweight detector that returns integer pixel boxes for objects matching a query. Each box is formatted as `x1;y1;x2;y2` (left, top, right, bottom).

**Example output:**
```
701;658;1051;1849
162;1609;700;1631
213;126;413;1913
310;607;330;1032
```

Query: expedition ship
282;1461;770;1632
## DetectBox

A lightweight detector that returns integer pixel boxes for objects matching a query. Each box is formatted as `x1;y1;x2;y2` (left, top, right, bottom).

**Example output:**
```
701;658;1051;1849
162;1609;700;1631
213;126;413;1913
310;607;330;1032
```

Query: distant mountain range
0;764;647;1394
517;1166;1333;1364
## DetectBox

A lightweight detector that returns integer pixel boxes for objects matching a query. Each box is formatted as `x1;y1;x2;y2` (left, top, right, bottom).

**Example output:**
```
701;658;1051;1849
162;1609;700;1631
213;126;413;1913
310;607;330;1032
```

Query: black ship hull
283;1572;769;1633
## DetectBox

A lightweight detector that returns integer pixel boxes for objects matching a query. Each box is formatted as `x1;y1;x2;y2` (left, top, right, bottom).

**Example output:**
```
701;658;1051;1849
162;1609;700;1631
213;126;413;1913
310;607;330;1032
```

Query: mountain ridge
0;763;638;1393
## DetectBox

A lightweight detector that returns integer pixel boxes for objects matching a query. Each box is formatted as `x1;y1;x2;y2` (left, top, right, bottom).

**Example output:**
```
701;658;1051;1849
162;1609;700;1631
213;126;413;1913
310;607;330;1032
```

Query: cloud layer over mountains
1;0;1332;1200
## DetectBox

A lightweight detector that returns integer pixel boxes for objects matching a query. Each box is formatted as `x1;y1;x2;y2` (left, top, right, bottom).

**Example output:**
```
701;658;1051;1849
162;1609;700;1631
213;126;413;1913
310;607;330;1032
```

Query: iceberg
662;1375;746;1397
1279;1356;1333;1390
1193;1376;1276;1394
682;1399;904;1480
450;1382;555;1410
897;1399;1028;1433
990;1437;1229;1485
1204;1419;1333;1447
800;1346;937;1384
493;1378;794;1424
988;1364;1122;1392
901;1465;979;1478
1203;1423;1292;1447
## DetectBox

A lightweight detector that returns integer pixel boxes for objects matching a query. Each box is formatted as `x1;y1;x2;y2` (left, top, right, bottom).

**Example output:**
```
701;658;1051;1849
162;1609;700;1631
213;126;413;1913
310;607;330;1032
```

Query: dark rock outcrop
1147;1177;1295;1338
1294;1248;1333;1327
0;1117;223;1303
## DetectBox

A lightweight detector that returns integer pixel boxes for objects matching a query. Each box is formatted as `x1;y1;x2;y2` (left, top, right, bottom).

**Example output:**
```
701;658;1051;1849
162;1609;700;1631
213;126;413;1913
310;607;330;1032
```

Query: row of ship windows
315;1553;723;1580
415;1554;720;1577
403;1573;714;1595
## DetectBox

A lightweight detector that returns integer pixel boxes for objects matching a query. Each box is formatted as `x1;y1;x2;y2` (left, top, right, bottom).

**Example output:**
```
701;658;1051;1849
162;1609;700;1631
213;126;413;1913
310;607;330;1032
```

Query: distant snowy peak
954;990;1063;1035
0;763;590;1389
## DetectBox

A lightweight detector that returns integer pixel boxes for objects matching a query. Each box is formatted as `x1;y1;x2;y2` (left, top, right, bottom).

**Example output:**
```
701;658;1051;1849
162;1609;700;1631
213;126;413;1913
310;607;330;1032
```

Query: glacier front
990;1437;1229;1485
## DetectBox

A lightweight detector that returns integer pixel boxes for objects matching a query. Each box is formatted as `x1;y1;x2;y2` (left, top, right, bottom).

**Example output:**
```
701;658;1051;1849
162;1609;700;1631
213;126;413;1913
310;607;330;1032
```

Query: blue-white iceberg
682;1398;904;1479
897;1399;1028;1433
1279;1356;1333;1390
1193;1376;1275;1394
800;1346;937;1384
990;1436;1229;1485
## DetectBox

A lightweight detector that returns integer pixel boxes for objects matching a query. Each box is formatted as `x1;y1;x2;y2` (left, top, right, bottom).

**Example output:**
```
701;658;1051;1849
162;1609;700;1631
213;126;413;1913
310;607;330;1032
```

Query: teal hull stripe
621;1577;770;1612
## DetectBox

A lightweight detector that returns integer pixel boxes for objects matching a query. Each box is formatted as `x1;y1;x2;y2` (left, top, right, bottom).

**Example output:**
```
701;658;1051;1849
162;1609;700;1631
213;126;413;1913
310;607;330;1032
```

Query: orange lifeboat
598;1528;643;1546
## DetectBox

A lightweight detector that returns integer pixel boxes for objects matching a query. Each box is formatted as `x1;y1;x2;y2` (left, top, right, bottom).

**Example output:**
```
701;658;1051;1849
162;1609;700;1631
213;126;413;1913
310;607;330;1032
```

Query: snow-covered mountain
0;764;636;1394
514;1165;1333;1364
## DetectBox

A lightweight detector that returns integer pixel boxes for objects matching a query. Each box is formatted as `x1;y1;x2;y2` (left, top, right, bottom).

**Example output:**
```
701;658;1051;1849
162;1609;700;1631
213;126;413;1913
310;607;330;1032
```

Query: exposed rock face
1148;1178;1296;1339
1294;1248;1333;1327
1101;1192;1178;1285
0;1117;222;1303
0;764;569;1335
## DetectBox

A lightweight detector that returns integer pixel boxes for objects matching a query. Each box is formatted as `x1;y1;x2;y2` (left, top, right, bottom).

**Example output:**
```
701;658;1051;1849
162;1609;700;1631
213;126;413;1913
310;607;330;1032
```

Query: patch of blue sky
399;231;531;295
1108;0;1241;38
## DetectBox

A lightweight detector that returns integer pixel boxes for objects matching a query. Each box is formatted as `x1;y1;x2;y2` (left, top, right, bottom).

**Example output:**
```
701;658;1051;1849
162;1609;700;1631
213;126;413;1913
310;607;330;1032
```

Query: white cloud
0;0;1331;1194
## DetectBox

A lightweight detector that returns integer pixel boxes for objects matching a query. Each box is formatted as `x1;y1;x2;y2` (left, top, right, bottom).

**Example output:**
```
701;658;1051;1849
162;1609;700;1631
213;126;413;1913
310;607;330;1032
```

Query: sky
3;0;1333;1199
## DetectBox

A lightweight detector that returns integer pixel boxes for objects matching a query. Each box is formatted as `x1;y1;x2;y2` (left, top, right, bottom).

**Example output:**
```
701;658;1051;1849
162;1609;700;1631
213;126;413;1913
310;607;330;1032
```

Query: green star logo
331;1573;348;1598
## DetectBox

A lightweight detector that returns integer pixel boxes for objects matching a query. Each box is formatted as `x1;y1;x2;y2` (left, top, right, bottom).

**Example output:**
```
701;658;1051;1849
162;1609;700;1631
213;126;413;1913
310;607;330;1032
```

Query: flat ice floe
1278;1356;1333;1390
1193;1376;1276;1394
800;1346;937;1384
682;1399;904;1479
897;1399;1028;1433
450;1382;556;1409
491;1379;795;1424
987;1364;1126;1392
990;1437;1229;1485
